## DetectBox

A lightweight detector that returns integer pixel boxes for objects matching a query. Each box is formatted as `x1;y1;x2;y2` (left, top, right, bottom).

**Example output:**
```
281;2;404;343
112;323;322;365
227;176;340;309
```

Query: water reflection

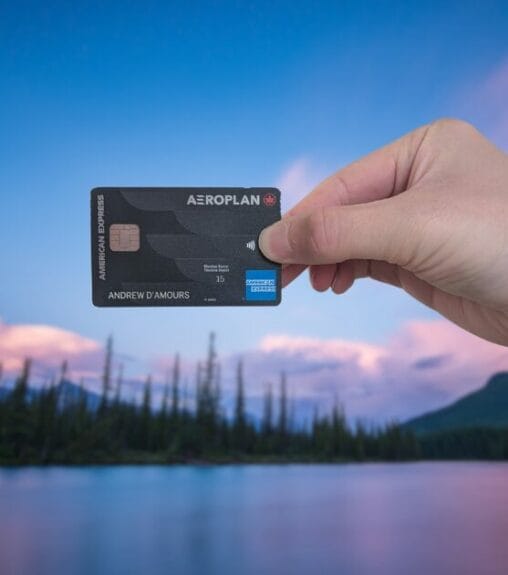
0;464;507;575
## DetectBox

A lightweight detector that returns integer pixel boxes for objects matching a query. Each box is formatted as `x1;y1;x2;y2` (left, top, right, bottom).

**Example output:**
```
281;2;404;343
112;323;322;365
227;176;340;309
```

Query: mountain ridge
405;372;508;435
0;379;101;411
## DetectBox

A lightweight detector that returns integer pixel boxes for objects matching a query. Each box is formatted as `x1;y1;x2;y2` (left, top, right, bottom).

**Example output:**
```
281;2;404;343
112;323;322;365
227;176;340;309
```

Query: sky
1;1;508;423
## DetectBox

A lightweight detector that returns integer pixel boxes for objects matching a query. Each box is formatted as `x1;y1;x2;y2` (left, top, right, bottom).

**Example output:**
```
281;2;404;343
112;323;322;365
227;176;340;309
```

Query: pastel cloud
234;320;508;424
275;157;328;211
259;335;386;376
2;316;507;425
0;318;102;381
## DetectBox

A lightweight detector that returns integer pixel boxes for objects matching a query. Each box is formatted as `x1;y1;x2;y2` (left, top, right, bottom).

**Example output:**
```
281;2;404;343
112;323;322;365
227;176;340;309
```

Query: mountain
58;380;102;411
405;372;508;435
0;379;102;411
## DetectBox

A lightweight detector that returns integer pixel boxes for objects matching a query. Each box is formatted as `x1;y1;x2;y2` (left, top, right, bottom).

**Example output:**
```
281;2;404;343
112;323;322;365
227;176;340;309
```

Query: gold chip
109;224;140;252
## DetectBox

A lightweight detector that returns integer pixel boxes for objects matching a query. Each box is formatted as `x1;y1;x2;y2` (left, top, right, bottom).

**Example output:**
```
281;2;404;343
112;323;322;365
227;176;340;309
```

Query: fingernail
258;222;290;262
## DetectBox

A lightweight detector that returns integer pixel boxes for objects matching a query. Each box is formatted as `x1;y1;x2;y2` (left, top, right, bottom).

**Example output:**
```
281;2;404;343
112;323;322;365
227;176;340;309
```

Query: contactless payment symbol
263;193;277;207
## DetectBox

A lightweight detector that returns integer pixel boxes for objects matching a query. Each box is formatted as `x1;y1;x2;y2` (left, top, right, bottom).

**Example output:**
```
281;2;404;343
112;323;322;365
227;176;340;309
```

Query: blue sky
1;2;508;415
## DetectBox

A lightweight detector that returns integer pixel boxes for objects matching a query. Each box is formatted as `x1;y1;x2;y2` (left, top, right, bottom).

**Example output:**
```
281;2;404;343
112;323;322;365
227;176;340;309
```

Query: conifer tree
99;335;113;413
213;362;222;419
161;377;170;417
139;375;152;450
197;334;220;446
114;363;124;405
195;361;203;418
40;377;59;461
278;371;288;447
170;353;180;419
0;334;432;465
233;359;247;451
154;370;170;452
76;378;89;433
59;359;68;384
201;333;218;422
4;359;31;459
331;401;348;457
262;383;274;436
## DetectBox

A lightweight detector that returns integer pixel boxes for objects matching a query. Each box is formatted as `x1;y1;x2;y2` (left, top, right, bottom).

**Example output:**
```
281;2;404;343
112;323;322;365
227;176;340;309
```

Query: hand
259;119;508;346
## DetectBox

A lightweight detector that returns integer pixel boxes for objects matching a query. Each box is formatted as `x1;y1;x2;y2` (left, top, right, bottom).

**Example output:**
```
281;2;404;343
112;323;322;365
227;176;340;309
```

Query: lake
0;463;507;575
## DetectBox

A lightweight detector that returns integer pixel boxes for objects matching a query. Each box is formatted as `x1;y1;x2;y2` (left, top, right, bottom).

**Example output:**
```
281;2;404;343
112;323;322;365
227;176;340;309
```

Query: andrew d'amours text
108;290;191;301
97;193;106;280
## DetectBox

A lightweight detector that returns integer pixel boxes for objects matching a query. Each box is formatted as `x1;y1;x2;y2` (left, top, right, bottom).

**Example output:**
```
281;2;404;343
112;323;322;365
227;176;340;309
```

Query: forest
0;333;507;464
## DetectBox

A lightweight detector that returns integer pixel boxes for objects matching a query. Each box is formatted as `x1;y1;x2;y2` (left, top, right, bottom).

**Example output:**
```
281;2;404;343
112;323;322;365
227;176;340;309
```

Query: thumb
259;198;414;266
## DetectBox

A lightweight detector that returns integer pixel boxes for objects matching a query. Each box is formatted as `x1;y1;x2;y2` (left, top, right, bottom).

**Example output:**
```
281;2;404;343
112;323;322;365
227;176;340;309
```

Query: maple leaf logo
262;193;277;207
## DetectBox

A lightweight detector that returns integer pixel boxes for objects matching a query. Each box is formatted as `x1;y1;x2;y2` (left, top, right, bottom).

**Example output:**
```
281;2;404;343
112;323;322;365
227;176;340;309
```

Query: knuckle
284;218;300;257
391;195;442;270
306;208;337;260
432;117;478;138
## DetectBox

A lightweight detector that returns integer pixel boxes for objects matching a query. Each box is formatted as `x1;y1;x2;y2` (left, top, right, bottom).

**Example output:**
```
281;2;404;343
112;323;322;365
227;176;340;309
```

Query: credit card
91;187;281;307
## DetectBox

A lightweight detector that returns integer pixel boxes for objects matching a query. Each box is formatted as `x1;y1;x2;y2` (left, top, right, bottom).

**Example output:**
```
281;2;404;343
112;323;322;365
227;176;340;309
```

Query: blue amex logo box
245;269;278;302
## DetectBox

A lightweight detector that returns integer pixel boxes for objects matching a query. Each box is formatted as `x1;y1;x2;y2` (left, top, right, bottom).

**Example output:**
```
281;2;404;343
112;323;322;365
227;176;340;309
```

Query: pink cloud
275;157;328;211
0;318;102;381
237;320;508;424
2;316;507;424
259;334;386;376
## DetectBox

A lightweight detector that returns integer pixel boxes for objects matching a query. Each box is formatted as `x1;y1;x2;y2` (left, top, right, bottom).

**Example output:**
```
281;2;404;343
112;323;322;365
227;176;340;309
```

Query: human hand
259;119;508;345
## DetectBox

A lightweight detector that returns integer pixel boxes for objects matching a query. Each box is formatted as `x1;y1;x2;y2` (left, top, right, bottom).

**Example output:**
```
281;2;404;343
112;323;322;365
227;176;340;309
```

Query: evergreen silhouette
0;332;503;465
99;334;113;413
232;359;248;452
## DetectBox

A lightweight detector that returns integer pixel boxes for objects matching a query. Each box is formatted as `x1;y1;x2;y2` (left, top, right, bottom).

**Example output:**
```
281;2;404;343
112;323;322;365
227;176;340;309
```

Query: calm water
0;463;507;575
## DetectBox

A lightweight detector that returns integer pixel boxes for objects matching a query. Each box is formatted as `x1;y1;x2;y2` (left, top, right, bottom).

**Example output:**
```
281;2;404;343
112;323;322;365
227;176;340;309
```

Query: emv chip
109;224;140;252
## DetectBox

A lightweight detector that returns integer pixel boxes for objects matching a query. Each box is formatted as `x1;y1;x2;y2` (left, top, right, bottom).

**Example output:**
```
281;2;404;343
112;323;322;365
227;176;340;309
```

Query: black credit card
91;187;281;307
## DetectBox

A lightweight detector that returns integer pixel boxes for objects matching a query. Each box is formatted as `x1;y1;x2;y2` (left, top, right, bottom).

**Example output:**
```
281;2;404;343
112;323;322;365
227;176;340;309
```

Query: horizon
1;327;507;427
1;2;508;425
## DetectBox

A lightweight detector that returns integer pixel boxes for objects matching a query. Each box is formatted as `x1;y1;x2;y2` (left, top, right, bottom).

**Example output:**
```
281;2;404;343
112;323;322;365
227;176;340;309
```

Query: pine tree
200;333;218;422
331;401;347;458
353;420;367;461
233;359;247;452
278;371;288;450
59;359;68;384
155;370;170;452
161;377;170;418
114;363;124;405
170;354;180;419
99;335;113;413
109;365;127;453
55;359;72;450
39;377;59;462
4;359;31;459
262;383;274;436
213;362;222;420
139;375;152;450
0;330;445;464
196;333;220;453
76;378;90;435
195;361;203;419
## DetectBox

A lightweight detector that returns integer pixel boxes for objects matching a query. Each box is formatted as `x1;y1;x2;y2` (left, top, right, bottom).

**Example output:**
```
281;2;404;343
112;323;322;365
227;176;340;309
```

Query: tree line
0;333;505;464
